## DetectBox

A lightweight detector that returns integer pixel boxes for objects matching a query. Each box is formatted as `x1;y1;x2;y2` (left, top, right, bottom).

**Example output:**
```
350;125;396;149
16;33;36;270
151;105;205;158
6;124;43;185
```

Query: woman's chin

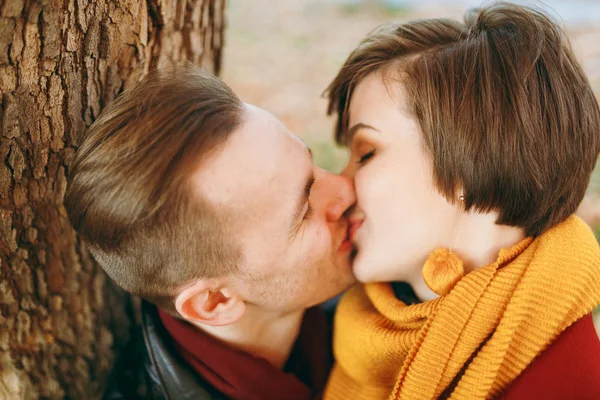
350;253;372;283
352;251;405;283
352;253;387;283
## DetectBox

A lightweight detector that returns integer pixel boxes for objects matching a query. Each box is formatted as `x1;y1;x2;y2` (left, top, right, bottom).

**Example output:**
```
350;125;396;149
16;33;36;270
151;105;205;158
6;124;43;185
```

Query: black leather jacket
102;301;228;400
102;299;337;400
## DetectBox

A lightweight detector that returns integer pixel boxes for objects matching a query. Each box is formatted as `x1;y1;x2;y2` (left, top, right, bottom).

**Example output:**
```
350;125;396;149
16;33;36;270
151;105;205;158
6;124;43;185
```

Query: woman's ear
175;280;246;326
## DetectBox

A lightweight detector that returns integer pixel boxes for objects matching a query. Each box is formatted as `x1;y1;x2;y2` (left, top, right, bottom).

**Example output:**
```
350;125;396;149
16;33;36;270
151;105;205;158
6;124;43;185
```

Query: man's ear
175;280;246;326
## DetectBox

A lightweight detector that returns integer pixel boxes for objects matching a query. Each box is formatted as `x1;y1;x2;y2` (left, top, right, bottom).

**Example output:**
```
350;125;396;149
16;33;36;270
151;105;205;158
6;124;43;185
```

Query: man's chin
314;279;355;309
334;258;358;288
318;264;357;304
331;246;354;272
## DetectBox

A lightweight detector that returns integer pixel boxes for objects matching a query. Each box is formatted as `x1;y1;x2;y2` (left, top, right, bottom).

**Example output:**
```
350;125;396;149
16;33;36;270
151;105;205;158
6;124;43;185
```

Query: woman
324;3;600;399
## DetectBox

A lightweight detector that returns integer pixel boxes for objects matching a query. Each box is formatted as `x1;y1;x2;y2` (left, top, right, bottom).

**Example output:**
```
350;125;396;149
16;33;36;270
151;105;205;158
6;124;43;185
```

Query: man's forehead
189;105;307;214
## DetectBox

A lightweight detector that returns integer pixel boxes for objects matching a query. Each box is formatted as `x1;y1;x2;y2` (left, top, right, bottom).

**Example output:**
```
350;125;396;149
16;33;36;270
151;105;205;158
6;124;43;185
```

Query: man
64;65;357;400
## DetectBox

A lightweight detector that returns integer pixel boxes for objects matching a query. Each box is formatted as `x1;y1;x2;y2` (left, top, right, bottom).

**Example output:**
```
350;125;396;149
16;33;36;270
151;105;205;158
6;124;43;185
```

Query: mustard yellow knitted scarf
325;216;600;400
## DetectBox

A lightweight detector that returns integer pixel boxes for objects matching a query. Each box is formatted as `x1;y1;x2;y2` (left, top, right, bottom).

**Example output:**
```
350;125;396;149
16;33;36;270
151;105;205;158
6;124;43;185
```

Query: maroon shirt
159;307;331;400
499;313;600;399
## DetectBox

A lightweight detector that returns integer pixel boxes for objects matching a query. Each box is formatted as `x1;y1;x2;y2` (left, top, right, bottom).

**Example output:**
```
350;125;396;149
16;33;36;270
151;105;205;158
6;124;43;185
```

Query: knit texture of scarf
324;215;600;400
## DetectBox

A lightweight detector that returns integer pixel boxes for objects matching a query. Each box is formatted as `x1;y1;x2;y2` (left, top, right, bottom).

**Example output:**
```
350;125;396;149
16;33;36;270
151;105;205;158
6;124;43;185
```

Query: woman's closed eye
357;150;375;164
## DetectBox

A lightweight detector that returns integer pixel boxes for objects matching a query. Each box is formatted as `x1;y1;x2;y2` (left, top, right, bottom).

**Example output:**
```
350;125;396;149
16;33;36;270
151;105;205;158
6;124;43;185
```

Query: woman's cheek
354;174;369;208
355;164;386;210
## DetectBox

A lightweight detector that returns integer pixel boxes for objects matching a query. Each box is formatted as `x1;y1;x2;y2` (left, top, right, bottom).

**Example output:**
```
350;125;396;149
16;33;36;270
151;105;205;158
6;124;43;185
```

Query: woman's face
343;71;460;283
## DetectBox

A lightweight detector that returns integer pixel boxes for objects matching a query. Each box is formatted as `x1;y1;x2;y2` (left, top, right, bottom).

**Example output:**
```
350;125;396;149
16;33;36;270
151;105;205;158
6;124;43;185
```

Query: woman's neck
409;211;526;302
454;212;526;273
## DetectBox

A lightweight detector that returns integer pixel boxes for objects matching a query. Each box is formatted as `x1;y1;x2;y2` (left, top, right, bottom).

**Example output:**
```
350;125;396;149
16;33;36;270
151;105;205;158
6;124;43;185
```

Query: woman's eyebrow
346;123;380;141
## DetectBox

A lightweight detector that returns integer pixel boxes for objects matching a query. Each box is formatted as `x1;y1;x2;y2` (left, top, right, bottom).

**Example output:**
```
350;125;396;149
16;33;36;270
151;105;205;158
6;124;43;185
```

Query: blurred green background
221;0;600;233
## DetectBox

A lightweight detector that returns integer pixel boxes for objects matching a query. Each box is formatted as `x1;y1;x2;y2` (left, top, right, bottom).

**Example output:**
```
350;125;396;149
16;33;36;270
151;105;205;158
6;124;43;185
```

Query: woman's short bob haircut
326;2;600;237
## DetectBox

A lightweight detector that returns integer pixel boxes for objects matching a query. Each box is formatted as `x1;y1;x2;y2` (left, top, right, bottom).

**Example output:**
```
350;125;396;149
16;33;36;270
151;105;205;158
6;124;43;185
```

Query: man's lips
339;230;353;252
339;219;364;252
348;219;364;242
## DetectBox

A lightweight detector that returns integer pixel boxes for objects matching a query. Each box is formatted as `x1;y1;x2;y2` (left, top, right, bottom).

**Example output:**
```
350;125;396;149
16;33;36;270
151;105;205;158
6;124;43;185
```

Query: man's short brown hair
65;65;244;312
326;2;600;236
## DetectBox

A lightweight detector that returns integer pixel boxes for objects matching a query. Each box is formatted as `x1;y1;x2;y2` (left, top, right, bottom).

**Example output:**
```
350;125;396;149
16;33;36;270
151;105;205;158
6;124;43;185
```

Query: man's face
192;104;356;313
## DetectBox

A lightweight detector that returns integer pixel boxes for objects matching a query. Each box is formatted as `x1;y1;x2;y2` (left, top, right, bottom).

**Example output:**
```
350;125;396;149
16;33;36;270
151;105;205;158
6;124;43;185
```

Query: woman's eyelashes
357;150;375;164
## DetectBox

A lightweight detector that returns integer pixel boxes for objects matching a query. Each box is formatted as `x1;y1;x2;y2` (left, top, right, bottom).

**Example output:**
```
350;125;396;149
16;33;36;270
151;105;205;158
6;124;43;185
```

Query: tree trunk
0;0;225;398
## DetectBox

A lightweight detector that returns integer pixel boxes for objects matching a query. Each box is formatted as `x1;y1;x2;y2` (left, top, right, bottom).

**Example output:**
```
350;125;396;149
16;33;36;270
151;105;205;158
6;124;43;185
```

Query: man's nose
319;169;356;222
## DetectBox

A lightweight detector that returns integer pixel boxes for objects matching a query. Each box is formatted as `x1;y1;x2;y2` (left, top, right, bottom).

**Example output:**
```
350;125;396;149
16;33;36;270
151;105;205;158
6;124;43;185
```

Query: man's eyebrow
346;122;380;141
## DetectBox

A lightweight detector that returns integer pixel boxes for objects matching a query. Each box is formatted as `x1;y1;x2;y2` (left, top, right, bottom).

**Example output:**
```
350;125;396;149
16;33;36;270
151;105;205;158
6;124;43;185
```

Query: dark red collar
159;307;331;400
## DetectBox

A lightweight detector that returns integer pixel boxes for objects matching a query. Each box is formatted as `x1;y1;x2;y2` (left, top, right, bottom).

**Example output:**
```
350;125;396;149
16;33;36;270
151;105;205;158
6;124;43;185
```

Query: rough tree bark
0;0;225;398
